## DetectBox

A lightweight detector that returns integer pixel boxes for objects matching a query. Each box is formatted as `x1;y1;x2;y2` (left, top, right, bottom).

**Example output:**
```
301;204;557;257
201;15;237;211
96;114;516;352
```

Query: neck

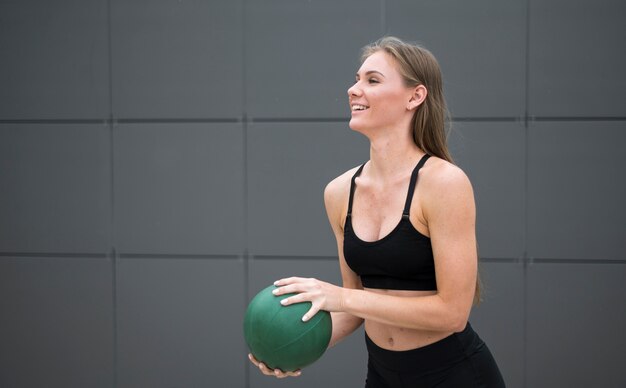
367;128;424;182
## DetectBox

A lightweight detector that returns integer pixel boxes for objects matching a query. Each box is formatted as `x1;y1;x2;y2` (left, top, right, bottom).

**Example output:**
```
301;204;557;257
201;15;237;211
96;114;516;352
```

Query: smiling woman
249;36;506;388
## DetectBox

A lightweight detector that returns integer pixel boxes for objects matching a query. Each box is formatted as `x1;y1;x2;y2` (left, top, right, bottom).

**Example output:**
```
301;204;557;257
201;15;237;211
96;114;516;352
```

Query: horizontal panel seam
2;117;625;125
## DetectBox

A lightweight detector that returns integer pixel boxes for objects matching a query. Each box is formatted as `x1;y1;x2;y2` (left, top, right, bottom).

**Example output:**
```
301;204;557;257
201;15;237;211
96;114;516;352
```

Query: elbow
435;293;472;332
448;316;468;333
443;307;471;333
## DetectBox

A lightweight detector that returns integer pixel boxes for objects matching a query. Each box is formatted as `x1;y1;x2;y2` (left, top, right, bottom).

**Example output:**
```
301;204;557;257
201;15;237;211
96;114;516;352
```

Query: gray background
1;0;625;387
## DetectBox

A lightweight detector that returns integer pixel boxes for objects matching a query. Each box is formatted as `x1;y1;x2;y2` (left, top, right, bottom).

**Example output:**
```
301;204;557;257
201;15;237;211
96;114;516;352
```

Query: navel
387;337;394;347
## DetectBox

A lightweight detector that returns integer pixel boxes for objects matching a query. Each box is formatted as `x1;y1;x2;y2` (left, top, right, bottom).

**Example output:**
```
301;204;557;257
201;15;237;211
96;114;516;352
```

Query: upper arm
421;163;477;311
324;173;363;290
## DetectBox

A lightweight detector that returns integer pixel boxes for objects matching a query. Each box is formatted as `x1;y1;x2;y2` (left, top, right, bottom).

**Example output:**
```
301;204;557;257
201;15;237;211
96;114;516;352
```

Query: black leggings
365;323;505;388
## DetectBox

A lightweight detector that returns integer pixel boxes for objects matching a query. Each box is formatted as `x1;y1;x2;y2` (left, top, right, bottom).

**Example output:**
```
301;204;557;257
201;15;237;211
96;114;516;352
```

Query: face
347;51;418;134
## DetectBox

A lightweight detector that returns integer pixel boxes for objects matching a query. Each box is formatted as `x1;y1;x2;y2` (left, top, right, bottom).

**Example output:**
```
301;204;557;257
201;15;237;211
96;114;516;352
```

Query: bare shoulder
421;157;472;189
324;165;362;229
419;156;475;211
324;166;360;203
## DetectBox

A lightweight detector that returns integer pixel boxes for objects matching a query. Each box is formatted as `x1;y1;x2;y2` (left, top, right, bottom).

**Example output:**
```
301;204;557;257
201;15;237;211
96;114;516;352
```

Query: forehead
358;51;399;75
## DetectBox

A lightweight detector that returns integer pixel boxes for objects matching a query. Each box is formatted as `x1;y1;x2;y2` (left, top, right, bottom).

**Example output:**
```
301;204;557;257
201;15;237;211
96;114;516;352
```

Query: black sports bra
343;154;437;291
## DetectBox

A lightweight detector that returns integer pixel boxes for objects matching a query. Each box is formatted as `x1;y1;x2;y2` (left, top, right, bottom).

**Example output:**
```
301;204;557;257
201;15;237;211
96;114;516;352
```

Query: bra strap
347;163;366;217
402;154;431;217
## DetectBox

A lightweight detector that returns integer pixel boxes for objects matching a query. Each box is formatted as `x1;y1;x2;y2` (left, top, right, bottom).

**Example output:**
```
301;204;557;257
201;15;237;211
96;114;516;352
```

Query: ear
407;84;427;111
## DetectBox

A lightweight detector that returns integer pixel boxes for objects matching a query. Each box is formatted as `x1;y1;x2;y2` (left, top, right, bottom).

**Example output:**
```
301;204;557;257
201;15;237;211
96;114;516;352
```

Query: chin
348;121;373;138
349;117;367;131
348;120;363;133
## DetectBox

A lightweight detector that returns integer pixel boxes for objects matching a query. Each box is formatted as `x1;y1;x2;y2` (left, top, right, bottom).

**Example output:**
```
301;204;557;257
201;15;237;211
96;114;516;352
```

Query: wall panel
111;0;244;118
527;263;626;387
0;257;114;387
114;123;244;255
0;0;110;119
0;124;111;253
529;0;626;117
528;121;626;260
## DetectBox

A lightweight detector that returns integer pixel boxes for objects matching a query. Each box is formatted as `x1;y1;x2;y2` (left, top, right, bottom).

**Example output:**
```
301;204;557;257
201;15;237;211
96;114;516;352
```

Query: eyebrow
356;70;385;78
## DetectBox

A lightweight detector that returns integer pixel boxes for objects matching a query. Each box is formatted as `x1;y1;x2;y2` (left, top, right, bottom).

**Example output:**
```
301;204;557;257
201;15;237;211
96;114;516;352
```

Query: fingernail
280;298;287;305
272;288;278;295
302;315;308;322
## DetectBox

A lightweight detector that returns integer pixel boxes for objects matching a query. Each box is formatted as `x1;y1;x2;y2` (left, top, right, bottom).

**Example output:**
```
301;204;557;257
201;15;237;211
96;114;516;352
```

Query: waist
365;322;484;373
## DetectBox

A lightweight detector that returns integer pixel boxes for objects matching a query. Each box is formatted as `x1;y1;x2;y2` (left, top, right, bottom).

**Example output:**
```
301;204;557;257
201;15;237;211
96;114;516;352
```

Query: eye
368;78;379;84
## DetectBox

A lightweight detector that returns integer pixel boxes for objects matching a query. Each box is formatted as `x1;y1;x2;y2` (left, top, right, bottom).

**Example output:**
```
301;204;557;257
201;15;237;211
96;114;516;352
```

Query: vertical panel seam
242;1;250;387
523;0;531;387
106;0;118;386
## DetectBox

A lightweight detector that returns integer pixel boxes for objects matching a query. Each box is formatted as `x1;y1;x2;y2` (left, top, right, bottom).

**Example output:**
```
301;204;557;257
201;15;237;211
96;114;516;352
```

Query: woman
250;36;505;387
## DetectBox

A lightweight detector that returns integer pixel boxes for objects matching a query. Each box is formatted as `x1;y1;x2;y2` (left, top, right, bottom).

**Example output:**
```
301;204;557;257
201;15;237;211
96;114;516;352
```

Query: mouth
351;104;369;112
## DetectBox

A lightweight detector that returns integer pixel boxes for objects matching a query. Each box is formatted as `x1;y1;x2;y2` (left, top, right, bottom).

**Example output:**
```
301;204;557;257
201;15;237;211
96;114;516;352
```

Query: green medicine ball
244;284;332;372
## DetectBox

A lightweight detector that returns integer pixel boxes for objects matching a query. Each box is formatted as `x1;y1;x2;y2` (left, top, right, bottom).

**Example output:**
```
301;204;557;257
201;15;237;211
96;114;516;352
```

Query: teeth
352;104;368;111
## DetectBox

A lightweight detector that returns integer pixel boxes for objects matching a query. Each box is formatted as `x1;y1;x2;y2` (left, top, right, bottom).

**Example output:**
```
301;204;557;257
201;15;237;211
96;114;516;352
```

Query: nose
347;82;361;97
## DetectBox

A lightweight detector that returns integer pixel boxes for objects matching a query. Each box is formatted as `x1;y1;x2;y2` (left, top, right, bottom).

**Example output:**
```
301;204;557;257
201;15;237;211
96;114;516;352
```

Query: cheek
373;86;407;105
371;91;407;116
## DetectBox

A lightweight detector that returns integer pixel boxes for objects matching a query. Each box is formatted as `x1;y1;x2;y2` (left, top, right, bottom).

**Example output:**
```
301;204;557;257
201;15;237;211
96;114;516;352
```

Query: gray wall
1;1;625;387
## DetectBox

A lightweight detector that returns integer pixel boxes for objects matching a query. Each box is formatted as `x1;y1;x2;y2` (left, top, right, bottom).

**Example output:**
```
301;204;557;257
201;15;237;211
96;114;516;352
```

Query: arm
276;162;478;333
324;174;364;348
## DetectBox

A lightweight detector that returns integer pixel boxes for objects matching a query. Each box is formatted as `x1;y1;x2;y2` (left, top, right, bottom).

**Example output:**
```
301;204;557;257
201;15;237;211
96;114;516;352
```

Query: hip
365;322;505;387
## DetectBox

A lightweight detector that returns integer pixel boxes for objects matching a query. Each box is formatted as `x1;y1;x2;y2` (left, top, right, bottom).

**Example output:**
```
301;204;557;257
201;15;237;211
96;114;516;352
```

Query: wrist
339;287;353;313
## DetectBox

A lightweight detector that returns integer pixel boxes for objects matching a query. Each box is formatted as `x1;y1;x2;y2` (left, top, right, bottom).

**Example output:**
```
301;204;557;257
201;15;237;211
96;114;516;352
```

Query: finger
255;359;301;378
282;369;301;377
302;304;321;322
272;285;291;296
273;283;307;296
279;291;311;306
274;368;301;378
274;277;307;287
274;367;292;379
258;362;275;376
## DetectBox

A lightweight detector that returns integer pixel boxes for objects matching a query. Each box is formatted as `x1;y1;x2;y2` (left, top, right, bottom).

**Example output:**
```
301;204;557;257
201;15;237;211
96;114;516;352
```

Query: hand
248;353;301;378
273;277;345;322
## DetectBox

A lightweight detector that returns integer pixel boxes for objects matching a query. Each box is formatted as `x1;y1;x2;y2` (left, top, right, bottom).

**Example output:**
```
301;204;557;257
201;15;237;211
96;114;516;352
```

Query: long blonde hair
361;37;483;304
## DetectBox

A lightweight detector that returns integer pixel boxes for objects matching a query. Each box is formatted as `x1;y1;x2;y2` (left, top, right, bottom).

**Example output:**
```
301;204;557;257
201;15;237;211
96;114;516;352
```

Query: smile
351;104;369;111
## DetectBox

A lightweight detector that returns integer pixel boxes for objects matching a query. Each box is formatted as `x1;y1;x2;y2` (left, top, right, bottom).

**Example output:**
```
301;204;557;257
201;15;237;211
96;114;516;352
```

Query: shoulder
419;156;475;216
324;165;363;228
421;156;472;191
324;165;361;204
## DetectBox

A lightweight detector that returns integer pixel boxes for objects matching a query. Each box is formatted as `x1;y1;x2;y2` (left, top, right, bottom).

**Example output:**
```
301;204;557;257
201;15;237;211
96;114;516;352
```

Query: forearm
341;288;469;333
328;311;363;348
